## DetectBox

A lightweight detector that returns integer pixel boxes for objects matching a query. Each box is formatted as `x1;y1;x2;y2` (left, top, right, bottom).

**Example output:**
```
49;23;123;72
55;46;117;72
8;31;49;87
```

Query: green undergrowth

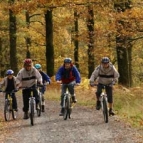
114;88;143;129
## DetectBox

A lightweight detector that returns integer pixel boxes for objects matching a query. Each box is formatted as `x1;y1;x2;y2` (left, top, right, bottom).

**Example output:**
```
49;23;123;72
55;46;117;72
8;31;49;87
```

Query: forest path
0;91;142;143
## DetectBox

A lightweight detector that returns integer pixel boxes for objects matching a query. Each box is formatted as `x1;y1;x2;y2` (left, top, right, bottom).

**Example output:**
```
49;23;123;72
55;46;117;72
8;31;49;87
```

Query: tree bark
74;10;79;70
9;0;18;74
45;10;54;77
87;6;95;78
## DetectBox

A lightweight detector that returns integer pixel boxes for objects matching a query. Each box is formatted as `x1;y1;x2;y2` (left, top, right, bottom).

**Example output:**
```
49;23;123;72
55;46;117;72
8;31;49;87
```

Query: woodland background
0;0;143;87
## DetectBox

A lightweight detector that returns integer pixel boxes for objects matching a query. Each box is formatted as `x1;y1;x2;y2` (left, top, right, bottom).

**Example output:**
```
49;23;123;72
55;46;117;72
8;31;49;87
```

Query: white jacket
16;67;42;87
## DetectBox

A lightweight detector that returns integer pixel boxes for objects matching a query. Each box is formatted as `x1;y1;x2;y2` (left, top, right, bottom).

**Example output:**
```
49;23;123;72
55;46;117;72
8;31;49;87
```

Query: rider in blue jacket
56;58;81;116
35;64;51;112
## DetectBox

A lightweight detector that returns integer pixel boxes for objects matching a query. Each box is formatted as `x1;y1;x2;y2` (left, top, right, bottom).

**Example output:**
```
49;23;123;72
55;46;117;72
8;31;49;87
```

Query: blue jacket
56;64;81;84
39;71;51;84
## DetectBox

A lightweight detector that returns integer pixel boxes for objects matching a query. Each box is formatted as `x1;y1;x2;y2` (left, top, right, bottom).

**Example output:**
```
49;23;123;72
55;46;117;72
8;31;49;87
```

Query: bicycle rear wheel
12;110;16;120
37;94;42;117
63;97;70;120
30;101;35;126
102;98;108;123
4;100;11;121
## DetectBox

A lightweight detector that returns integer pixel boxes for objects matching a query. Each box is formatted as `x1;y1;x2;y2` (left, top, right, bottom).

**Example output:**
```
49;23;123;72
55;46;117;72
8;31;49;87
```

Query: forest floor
0;86;142;143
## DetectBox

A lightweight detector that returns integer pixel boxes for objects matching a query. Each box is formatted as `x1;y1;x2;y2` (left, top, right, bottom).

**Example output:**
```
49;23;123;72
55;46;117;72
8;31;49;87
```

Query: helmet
6;69;14;75
24;58;32;65
35;64;41;69
64;58;72;63
101;57;110;63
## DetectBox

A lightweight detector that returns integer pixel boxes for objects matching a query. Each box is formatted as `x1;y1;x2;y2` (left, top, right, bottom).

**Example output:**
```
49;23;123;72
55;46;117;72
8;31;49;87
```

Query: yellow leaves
78;78;90;89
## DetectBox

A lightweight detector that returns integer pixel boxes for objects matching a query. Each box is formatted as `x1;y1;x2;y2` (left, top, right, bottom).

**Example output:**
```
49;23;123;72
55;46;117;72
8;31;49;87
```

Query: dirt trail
0;92;142;143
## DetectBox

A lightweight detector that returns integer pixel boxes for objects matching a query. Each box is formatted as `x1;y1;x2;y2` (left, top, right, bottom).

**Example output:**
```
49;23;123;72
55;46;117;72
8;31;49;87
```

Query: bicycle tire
12;110;16;120
68;97;73;119
63;96;70;120
102;97;108;123
30;101;35;126
37;94;42;117
4;100;11;121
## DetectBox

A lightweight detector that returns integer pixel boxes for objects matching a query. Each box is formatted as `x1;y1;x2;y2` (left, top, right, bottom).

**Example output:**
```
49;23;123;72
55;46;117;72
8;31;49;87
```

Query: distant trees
1;0;143;87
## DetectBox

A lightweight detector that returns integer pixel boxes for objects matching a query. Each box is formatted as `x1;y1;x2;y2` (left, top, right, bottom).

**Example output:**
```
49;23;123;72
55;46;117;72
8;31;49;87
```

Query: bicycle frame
99;85;108;123
63;90;73;120
1;90;17;121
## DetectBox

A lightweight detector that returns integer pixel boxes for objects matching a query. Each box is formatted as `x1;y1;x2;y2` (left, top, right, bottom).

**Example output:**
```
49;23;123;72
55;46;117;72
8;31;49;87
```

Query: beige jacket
16;67;42;87
90;63;119;85
0;76;17;90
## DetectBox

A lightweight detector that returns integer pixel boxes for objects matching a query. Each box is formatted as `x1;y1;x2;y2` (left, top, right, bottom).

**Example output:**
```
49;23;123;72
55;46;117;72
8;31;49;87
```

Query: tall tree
114;0;132;87
25;10;31;58
9;0;18;74
45;9;54;76
87;5;95;78
74;9;79;70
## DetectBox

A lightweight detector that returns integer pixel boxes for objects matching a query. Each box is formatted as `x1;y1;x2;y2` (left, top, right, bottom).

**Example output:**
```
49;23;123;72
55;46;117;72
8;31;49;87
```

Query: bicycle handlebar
90;82;115;87
0;89;18;94
18;84;44;90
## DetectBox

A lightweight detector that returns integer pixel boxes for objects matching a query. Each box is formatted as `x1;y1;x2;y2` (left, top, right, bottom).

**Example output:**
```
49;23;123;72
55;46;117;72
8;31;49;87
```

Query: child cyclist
0;69;18;111
35;63;51;112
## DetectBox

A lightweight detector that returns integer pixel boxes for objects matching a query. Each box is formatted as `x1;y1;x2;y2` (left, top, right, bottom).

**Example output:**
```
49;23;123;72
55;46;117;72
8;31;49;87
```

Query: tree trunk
116;38;132;87
9;0;18;74
25;10;31;58
87;6;95;78
115;1;132;87
45;10;54;77
74;10;79;70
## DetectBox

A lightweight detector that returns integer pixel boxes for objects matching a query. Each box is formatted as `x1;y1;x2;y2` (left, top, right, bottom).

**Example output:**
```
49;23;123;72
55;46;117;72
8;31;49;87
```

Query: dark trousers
60;81;75;107
22;86;39;112
96;83;113;103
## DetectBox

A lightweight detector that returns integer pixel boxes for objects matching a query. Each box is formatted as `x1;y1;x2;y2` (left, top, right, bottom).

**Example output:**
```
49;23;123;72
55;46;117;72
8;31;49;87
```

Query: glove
90;82;95;87
76;83;80;86
14;89;19;92
44;82;49;86
109;81;115;87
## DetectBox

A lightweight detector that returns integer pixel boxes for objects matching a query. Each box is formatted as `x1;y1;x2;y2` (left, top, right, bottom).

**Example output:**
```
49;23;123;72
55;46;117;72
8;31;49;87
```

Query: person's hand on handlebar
56;80;62;84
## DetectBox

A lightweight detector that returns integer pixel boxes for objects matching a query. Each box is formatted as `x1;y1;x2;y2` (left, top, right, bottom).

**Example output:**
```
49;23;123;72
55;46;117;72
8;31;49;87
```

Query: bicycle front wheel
63;97;70;120
4;100;11;121
30;101;35;126
102;98;108;123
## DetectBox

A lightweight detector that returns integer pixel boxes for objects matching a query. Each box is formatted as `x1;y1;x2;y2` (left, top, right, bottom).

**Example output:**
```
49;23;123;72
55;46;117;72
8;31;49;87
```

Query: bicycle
94;84;109;123
21;86;40;126
62;90;75;120
37;84;45;117
0;90;18;121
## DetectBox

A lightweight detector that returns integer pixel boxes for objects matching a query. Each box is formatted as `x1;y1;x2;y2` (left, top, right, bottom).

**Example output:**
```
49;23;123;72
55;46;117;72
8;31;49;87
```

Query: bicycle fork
100;93;108;109
29;97;36;113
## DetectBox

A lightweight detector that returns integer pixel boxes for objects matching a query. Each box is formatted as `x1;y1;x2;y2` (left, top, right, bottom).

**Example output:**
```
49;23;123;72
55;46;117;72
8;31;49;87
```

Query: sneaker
59;108;64;116
42;105;45;112
14;108;18;112
96;101;101;110
72;96;77;103
109;108;115;116
36;104;40;110
23;112;29;119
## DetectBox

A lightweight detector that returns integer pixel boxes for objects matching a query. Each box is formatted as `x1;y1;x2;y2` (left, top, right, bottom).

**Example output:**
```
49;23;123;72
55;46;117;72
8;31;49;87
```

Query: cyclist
16;59;43;119
35;63;51;112
89;57;119;115
0;69;18;111
56;57;81;116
